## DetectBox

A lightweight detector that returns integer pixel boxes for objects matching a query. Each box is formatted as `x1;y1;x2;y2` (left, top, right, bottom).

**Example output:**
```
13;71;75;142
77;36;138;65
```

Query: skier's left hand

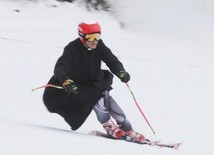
118;71;130;83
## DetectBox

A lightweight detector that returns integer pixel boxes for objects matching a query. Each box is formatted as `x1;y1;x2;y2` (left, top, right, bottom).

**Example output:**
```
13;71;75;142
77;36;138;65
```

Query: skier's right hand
118;71;130;83
63;79;79;95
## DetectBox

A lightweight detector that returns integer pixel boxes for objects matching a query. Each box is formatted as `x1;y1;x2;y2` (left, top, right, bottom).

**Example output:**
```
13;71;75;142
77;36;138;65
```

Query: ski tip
173;142;183;150
89;130;98;135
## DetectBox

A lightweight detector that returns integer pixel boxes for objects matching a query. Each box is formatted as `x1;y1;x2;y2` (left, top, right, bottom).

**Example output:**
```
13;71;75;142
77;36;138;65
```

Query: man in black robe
43;22;145;142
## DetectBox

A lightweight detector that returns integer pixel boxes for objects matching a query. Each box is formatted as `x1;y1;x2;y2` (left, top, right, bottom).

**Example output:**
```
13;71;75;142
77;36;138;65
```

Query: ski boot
102;119;125;139
125;129;145;143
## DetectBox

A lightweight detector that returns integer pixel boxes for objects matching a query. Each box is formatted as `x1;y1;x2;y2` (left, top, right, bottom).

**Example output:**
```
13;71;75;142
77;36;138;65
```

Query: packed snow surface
0;0;213;154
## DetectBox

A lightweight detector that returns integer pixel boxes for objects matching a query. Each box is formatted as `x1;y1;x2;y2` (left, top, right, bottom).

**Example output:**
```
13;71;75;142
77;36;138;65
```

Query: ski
89;130;182;150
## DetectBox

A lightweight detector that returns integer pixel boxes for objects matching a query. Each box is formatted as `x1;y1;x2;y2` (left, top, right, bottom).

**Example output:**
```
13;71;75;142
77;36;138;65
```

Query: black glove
63;79;79;95
118;71;130;83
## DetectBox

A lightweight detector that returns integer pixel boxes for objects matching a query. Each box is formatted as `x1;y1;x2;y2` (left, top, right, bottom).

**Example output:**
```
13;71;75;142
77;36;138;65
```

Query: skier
43;21;145;142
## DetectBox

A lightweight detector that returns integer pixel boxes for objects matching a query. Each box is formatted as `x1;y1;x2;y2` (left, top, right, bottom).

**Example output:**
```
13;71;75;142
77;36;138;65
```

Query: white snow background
0;0;214;154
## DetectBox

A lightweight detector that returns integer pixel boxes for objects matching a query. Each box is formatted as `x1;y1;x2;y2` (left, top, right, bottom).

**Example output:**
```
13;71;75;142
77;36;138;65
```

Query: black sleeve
54;45;72;84
100;40;126;77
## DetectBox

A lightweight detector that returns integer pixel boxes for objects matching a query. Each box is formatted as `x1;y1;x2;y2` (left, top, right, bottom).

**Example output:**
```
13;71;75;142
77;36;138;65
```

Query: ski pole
32;84;63;91
125;82;156;136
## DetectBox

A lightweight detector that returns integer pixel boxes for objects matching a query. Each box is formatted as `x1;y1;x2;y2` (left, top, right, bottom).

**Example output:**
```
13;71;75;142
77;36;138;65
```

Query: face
84;33;101;50
85;40;99;49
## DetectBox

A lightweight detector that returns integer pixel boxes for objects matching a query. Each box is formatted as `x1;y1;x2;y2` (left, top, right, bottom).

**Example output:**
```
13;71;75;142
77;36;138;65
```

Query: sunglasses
85;33;101;42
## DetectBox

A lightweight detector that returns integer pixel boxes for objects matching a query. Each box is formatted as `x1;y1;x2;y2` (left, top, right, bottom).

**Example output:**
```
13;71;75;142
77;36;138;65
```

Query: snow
0;0;214;154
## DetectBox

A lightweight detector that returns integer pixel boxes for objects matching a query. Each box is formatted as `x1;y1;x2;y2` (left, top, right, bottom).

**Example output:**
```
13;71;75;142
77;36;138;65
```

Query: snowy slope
0;0;214;154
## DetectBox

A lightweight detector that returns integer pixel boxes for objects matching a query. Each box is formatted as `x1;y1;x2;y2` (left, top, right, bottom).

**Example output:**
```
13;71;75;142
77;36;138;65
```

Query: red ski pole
32;84;63;91
125;82;156;136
